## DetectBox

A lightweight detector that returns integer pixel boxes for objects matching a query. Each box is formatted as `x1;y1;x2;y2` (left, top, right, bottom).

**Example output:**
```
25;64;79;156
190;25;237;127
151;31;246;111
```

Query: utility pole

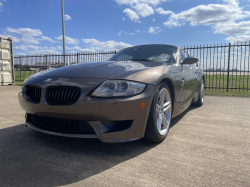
61;0;66;66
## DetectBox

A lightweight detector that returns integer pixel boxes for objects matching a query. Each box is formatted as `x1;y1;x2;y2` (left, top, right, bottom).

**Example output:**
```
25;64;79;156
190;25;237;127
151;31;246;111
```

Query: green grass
204;74;250;91
204;74;250;97
14;71;250;97
14;71;37;85
205;90;250;97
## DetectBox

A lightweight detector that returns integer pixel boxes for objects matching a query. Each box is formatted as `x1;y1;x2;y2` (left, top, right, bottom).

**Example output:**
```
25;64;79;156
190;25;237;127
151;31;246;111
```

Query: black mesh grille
26;86;41;103
46;86;81;105
27;114;95;134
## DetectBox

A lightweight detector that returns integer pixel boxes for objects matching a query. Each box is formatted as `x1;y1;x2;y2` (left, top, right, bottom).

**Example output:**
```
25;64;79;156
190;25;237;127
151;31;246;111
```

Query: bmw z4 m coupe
18;44;205;143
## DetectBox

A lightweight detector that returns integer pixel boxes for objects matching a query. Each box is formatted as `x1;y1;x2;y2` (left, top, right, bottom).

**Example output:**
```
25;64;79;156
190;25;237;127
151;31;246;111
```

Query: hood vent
46;86;81;105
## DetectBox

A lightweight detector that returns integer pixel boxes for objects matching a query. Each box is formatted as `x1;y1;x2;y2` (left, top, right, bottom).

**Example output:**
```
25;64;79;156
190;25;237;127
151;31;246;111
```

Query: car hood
31;61;167;79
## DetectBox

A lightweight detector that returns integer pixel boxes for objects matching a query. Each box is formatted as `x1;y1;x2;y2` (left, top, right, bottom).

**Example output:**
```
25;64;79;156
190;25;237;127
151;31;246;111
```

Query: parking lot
0;86;250;187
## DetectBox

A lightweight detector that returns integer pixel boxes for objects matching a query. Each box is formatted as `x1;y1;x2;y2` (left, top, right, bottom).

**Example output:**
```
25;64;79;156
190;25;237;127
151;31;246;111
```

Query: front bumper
19;84;155;143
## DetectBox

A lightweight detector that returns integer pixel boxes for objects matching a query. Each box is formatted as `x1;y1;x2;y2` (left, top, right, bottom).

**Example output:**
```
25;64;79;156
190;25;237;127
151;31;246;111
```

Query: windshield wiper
130;58;152;61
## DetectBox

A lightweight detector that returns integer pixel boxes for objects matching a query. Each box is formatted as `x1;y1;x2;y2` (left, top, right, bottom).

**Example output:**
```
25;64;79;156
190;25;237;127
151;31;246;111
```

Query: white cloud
6;27;42;36
16;46;61;55
132;3;154;17
155;7;173;15
135;30;140;33
123;8;141;22
152;18;155;22
17;53;27;56
213;21;250;35
14;45;43;51
54;35;79;44
125;32;135;35
39;36;56;43
122;17;125;20
148;26;162;34
82;39;132;51
27;47;60;55
12;36;40;44
64;14;72;21
116;0;171;23
114;0;168;7
164;0;250;27
118;31;135;36
118;30;123;36
66;46;83;51
0;2;3;11
164;19;183;27
162;0;250;42
226;35;250;43
65;46;97;53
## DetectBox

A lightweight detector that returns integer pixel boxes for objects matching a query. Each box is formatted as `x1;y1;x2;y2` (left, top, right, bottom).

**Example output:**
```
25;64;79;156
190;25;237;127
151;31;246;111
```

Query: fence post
46;55;48;70
19;56;22;82
77;53;79;64
227;43;231;92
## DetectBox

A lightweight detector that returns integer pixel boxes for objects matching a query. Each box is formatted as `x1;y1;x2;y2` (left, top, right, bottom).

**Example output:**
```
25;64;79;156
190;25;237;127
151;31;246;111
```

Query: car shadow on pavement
170;105;197;128
0;106;196;187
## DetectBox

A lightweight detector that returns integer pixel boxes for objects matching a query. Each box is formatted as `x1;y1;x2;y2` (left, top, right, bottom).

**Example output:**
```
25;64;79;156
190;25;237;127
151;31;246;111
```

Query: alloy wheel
156;88;172;136
201;80;204;103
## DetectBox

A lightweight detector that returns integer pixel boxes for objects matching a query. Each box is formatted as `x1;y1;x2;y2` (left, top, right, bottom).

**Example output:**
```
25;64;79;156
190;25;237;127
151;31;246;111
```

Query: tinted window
109;45;177;63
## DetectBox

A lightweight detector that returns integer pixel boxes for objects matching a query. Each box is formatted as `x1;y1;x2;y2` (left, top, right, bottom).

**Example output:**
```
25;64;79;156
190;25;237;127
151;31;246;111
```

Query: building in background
0;36;14;85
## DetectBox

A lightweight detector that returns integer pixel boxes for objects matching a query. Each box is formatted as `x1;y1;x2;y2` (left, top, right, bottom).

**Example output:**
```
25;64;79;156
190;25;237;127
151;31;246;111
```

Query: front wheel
144;82;172;143
195;78;204;107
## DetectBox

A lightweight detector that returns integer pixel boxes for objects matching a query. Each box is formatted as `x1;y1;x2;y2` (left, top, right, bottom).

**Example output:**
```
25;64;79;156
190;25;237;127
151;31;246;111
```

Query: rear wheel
144;82;172;143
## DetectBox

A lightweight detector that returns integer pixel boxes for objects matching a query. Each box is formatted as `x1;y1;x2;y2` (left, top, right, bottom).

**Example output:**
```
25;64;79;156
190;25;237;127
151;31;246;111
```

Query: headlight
91;80;147;97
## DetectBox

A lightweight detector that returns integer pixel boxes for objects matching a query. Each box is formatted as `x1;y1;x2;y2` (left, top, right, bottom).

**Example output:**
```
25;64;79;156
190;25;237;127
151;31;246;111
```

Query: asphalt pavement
0;86;250;187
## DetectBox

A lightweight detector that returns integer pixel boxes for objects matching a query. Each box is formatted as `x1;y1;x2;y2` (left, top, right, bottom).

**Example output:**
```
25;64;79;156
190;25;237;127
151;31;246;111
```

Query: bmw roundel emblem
44;78;52;83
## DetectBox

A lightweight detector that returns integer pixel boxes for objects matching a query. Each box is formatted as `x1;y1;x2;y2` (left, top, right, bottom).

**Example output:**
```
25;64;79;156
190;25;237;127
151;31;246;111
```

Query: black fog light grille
46;86;81;105
26;86;41;103
27;114;95;134
101;120;133;133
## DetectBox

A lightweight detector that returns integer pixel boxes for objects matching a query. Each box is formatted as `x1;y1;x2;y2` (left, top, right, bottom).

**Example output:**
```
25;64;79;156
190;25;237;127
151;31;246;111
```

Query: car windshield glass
108;45;177;63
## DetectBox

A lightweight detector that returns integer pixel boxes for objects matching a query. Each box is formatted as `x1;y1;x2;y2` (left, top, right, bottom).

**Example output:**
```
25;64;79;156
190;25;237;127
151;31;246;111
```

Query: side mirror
182;56;199;64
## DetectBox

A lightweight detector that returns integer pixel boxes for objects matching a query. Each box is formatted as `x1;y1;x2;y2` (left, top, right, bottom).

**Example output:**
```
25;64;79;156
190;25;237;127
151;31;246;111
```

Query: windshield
109;45;177;63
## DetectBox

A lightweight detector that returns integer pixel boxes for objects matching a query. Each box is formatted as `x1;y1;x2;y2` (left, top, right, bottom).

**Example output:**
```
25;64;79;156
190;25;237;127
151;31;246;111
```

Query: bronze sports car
18;44;205;143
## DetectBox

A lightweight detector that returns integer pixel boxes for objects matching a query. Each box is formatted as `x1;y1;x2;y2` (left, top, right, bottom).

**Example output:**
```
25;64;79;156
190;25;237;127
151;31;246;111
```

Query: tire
144;82;172;143
195;78;205;107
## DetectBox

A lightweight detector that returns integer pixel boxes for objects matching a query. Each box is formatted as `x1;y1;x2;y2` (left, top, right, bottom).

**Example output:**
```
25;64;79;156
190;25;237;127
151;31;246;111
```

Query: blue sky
0;0;250;55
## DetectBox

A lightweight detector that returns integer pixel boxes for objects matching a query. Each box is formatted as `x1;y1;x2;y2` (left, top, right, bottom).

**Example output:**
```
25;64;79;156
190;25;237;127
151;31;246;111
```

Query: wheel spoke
156;104;161;113
162;114;168;128
159;90;166;105
157;114;163;130
163;101;171;112
163;105;171;112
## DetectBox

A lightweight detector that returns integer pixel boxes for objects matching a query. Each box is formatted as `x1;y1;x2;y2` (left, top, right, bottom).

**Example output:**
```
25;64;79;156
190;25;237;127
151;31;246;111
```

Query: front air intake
26;86;41;103
45;86;81;105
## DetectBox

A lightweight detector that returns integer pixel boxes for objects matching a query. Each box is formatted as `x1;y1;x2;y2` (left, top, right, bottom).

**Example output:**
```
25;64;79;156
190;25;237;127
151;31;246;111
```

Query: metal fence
14;43;250;93
183;42;250;92
13;51;116;84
